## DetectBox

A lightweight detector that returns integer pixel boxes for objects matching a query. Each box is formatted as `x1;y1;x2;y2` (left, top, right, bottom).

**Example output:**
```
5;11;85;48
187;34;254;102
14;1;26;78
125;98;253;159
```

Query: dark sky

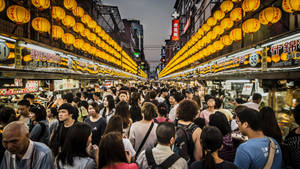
102;0;176;70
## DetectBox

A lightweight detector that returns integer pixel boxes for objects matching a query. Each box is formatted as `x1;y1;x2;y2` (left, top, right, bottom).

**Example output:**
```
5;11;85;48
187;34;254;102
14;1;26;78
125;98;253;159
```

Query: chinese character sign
172;19;179;41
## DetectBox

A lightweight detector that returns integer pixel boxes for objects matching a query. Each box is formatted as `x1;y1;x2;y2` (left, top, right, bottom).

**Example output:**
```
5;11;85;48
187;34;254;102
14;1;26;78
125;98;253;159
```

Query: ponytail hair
200;126;223;169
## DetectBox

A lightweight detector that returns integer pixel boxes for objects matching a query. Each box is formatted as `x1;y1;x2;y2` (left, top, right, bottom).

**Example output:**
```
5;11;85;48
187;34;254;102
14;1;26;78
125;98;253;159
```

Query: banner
172;19;179;41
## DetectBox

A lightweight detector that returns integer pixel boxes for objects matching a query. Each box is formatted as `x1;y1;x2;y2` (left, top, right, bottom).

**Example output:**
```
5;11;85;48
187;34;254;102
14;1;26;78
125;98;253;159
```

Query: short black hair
62;93;74;103
23;94;35;100
252;93;262;102
18;100;30;107
294;104;300;125
94;92;101;98
170;92;184;103
237;108;263;131
161;88;168;93
0;106;17;124
29;103;47;122
58;103;76;115
76;92;81;98
214;98;223;109
49;107;58;117
235;98;246;104
177;100;198;121
156;122;175;145
204;95;213;103
157;103;168;117
209;111;231;136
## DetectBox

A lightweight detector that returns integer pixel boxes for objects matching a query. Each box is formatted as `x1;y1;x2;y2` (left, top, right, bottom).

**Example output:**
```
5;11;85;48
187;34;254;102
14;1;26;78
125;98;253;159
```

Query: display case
269;89;300;137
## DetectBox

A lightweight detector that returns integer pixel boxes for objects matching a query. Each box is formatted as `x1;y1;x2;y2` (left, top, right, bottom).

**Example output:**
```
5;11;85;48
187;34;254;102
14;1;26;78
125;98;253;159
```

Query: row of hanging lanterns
2;0;140;75
160;0;288;78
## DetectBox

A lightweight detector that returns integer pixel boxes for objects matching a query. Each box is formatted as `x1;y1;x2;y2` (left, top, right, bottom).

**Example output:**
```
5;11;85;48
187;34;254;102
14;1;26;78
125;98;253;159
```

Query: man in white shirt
243;93;262;111
168;92;184;121
136;122;188;169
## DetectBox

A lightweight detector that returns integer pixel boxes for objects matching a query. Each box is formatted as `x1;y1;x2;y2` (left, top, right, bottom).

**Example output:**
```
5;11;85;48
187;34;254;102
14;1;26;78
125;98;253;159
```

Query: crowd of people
0;83;299;169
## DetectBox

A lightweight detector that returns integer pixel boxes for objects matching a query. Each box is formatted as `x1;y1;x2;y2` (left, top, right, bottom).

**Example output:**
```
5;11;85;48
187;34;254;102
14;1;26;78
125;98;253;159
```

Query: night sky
102;0;176;70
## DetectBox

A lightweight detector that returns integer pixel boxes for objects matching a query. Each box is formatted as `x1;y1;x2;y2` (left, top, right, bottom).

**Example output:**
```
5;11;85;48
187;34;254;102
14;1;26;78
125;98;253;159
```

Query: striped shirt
0;140;56;169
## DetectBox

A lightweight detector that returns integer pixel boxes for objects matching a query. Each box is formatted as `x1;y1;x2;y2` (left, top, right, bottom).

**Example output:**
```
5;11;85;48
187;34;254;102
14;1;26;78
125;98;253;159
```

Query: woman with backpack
29;103;50;145
174;100;202;165
191;126;238;169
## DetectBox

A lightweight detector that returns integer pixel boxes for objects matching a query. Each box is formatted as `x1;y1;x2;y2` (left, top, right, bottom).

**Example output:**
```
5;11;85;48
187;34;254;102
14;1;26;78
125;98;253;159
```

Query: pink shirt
200;109;216;126
103;163;139;169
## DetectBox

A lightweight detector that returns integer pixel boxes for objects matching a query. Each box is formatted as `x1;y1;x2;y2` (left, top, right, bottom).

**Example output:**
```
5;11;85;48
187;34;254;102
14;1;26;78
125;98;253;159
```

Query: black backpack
173;122;198;165
146;149;180;169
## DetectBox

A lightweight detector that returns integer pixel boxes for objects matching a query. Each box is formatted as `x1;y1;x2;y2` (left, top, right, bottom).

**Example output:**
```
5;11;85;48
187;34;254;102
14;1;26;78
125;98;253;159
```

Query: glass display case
270;89;300;137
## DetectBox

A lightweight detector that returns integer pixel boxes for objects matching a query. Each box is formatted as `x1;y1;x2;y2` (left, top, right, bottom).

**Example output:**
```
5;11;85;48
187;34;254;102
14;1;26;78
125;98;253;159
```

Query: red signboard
172;19;179;41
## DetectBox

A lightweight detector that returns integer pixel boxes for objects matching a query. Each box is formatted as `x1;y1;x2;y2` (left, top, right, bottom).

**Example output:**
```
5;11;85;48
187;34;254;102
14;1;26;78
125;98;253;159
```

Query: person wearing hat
185;88;194;100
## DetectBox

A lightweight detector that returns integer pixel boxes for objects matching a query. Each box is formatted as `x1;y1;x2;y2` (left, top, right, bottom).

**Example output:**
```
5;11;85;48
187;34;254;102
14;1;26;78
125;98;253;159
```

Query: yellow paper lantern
230;8;242;22
232;0;242;2
52;6;66;21
32;17;50;33
220;1;234;13
207;17;217;26
202;24;211;33
207;31;217;41
32;0;50;10
221;18;234;30
88;33;97;42
62;15;75;28
213;25;224;36
89;46;96;55
242;0;260;12
88;20;97;29
95;26;102;34
0;0;5;12
242;18;261;33
230;28;242;41
214;10;225;21
213;40;224;51
74;39;84;49
7;5;31;24
259;7;282;25
81;14;91;25
82;42;91;52
81;28;91;37
282;0;300;13
73;22;84;33
72;6;84;17
62;33;75;45
52;25;64;40
221;35;233;46
64;0;77;11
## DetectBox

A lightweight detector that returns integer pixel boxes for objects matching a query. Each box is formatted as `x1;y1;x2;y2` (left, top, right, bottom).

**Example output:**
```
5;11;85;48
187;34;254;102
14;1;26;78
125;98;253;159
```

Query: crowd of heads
0;83;299;169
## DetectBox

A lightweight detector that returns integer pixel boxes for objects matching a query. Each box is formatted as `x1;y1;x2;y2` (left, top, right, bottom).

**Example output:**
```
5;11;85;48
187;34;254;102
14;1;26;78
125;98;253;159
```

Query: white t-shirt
123;138;136;158
243;102;260;111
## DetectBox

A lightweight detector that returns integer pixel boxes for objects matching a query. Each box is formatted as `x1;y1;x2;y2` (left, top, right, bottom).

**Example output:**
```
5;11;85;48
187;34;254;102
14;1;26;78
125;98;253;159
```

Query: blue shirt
234;137;282;169
0;140;56;169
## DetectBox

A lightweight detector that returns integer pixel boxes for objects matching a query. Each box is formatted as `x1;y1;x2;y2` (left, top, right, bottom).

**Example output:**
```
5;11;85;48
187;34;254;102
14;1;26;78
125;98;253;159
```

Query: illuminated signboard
172;19;179;41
